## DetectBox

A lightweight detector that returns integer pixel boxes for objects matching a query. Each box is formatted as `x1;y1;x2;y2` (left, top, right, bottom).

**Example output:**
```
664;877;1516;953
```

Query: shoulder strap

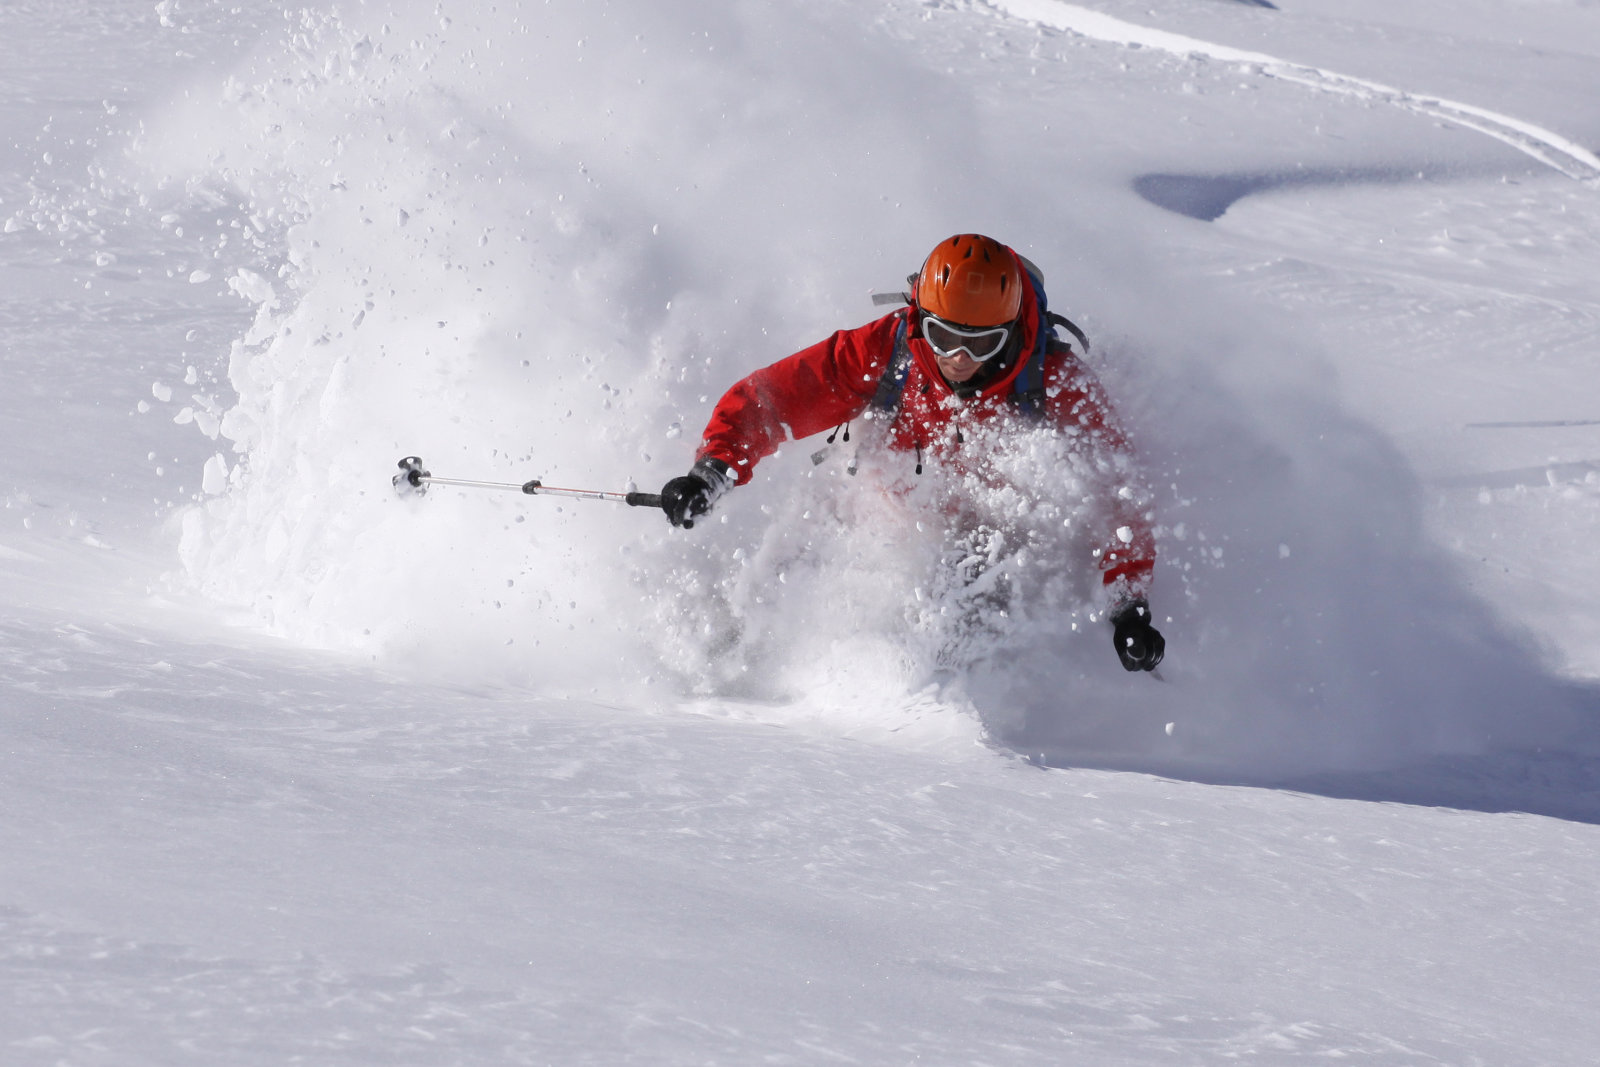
868;308;915;417
1046;310;1091;355
1011;339;1050;419
1010;269;1054;419
1010;262;1092;419
1017;254;1092;356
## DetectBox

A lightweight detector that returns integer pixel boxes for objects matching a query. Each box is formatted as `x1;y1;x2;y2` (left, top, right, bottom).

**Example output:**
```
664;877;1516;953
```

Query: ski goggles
920;315;1011;362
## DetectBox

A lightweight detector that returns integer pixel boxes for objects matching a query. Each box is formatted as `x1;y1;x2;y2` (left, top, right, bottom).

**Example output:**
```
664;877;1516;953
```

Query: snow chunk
228;268;276;306
201;454;230;495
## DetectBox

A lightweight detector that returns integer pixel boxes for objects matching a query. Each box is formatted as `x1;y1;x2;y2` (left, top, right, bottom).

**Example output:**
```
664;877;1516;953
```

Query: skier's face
934;349;984;384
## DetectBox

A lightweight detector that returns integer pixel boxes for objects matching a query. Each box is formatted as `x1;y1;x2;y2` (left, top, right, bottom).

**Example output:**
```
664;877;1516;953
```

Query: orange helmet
913;234;1023;327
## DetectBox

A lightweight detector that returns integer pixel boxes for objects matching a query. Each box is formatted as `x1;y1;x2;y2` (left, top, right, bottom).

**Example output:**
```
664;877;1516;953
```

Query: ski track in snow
987;0;1600;185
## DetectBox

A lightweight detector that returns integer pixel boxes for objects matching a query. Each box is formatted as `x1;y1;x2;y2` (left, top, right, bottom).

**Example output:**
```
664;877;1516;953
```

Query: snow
3;0;1599;1062
990;0;1600;180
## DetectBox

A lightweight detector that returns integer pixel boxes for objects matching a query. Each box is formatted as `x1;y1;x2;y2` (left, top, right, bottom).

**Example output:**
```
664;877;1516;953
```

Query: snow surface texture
4;0;1600;1062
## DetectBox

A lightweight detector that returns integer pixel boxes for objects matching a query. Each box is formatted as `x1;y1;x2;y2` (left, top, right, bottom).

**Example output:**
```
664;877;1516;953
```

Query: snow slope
3;0;1599;1062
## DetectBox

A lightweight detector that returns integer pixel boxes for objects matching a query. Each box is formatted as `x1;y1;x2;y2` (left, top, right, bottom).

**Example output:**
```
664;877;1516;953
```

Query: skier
658;233;1165;672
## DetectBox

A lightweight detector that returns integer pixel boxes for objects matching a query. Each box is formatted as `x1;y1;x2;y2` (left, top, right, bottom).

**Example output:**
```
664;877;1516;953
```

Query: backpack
867;255;1091;421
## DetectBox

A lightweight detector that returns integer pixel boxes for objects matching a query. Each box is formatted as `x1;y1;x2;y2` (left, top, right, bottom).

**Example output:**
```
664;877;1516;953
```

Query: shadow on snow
1133;165;1468;222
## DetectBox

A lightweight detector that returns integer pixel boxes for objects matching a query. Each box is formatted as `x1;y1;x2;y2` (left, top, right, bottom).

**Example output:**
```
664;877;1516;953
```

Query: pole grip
625;491;663;508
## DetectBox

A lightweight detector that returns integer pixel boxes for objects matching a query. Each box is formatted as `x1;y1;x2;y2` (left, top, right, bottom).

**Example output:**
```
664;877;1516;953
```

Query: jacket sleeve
694;312;901;482
1044;351;1157;603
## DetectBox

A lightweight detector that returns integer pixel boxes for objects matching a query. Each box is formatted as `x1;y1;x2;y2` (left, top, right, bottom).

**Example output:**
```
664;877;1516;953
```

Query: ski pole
392;456;662;509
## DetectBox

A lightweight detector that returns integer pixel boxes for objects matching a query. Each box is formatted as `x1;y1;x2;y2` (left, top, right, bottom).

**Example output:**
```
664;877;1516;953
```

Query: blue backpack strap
1012;344;1049;419
868;307;915;416
1011;268;1053;419
1010;262;1092;419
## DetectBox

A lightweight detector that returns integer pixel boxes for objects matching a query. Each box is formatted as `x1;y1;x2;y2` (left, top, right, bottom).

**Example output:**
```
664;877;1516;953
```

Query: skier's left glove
1110;599;1165;672
660;458;735;529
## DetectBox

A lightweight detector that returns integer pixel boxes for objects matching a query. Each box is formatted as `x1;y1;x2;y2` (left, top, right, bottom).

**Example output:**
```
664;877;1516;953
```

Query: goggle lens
921;316;1010;362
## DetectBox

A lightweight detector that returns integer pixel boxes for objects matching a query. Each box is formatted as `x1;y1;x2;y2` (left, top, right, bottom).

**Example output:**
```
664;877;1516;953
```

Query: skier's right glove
660;458;735;529
1110;599;1165;672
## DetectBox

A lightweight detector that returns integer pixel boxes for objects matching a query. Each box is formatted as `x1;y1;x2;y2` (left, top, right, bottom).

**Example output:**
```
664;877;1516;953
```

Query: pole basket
393;456;431;496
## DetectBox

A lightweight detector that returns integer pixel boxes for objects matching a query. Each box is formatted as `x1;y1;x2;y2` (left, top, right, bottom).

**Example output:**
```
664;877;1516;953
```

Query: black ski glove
1110;599;1165;672
660;458;734;529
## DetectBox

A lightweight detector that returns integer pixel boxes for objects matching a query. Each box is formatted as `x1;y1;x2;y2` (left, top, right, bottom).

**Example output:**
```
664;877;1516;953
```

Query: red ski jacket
695;284;1156;601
